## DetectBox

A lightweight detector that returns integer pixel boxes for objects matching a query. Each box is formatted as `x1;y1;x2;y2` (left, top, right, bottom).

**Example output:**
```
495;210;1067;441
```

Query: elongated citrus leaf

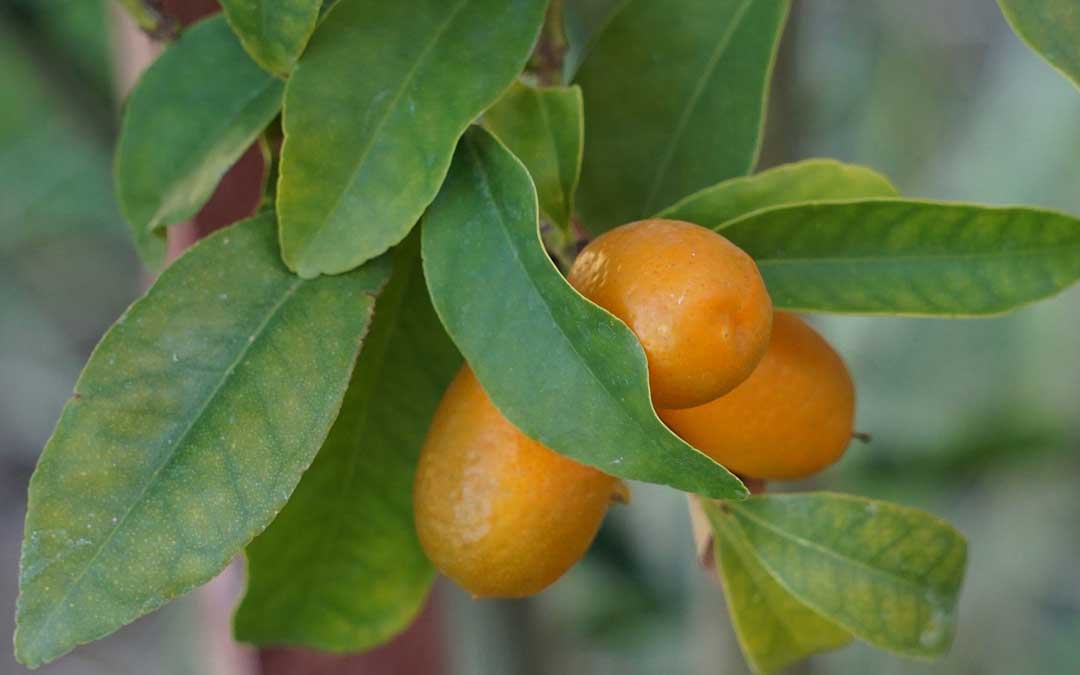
14;213;390;668
659;159;897;227
724;493;967;658
999;0;1080;90
717;199;1080;316
484;81;583;233
422;127;746;499
219;0;322;76
115;15;284;270
574;0;790;233
235;234;459;651
711;508;852;674
278;0;547;278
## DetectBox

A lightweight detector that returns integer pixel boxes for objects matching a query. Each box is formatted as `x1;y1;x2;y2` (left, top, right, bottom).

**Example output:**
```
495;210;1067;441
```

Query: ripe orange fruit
659;312;855;480
568;219;772;409
413;366;624;598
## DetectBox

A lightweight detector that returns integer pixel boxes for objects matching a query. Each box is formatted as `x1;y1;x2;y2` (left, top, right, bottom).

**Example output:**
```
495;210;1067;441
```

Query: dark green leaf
562;0;622;81
422;126;746;499
484;81;583;233
278;0;548;278
718;199;1080;315
659;159;897;227
235;234;459;651
14;213;390;668
115;16;283;270
219;0;322;76
712;509;852;674
574;0;790;233
723;493;967;657
999;0;1080;90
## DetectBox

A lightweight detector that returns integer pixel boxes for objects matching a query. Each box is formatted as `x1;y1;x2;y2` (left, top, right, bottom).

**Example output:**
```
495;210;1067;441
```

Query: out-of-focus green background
2;1;1079;673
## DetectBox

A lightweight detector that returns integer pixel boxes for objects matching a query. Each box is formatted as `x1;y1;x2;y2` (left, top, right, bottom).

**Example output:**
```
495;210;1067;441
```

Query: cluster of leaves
13;0;1080;671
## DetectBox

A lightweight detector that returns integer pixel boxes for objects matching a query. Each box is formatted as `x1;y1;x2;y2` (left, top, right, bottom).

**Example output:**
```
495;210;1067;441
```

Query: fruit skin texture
567;219;772;409
659;312;855;480
413;366;618;598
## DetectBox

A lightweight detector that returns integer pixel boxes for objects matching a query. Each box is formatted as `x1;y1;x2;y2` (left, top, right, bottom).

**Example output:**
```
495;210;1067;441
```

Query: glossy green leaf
115;15;283;270
574;0;790;233
717;199;1080;316
14;214;390;668
235;235;459;651
724;493;967;657
278;0;548;278
712;510;852;674
658;159;897;227
219;0;322;76
422;126;746;499
484;81;583;233
999;0;1080;90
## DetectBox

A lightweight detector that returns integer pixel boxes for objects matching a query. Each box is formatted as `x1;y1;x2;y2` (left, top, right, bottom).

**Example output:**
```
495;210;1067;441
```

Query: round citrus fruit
568;219;772;409
659;312;855;480
414;366;624;597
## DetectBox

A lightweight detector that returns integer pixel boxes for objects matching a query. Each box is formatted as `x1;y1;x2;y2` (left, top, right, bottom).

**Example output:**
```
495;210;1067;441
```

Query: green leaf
723;493;967;658
219;0;322;76
277;0;548;278
422;126;746;500
115;15;284;270
574;0;790;233
484;81;584;233
235;234;459;651
561;0;622;82
717;199;1080;316
999;0;1080;90
712;510;852;674
658;159;898;227
14;213;390;668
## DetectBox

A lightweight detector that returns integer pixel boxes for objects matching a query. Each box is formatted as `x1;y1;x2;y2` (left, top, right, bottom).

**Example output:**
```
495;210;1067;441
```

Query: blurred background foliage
1;0;1079;673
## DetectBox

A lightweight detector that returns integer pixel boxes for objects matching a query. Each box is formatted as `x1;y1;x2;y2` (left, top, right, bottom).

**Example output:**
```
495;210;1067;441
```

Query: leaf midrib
640;0;756;216
22;276;304;658
466;138;736;492
745;242;1080;266
729;504;953;599
298;0;470;262
720;521;849;663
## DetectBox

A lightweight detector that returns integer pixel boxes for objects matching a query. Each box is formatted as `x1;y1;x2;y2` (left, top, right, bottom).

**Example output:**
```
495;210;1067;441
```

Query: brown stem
527;0;566;86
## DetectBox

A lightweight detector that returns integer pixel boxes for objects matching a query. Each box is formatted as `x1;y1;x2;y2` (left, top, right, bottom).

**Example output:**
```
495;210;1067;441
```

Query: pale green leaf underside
712;510;852;674
726;493;967;658
236;235;459;651
15;214;390;668
278;0;547;278
659;159;898;227
717;198;1080;315
574;0;790;233
999;0;1080;90
484;81;584;233
115;15;284;270
220;0;322;76
422;126;746;499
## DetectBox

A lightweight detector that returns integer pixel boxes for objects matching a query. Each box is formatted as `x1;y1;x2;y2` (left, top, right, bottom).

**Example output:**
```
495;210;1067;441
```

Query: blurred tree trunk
112;2;449;673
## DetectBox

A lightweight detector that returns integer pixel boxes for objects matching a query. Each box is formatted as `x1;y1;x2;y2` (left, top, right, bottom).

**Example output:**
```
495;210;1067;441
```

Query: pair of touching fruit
414;219;855;597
